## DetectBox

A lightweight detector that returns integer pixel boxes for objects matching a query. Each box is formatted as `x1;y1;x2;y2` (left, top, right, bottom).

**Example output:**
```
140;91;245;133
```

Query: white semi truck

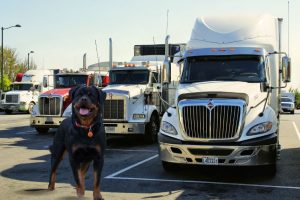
158;14;291;173
2;69;55;114
102;42;185;143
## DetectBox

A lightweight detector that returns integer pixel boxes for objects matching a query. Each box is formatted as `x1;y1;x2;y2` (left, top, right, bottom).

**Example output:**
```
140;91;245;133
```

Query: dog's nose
81;96;88;102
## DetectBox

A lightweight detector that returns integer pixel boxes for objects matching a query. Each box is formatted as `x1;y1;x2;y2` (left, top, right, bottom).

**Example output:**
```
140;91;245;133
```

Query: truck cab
2;69;55;114
158;14;291;173
30;71;98;134
103;64;161;143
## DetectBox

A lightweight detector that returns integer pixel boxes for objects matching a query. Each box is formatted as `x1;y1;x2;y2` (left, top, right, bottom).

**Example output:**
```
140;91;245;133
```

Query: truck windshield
181;55;266;83
109;70;149;85
11;83;34;90
281;98;293;102
55;75;88;88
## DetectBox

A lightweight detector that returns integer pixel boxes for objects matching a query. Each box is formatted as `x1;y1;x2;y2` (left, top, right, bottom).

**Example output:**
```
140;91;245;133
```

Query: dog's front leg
93;157;104;200
69;157;86;197
48;147;66;190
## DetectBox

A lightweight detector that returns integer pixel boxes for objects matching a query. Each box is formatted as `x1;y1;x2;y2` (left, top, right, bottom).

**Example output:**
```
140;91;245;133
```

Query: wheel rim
151;118;158;138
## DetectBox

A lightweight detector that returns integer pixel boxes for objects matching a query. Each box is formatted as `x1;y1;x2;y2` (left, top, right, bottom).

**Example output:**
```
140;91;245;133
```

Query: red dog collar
75;121;94;138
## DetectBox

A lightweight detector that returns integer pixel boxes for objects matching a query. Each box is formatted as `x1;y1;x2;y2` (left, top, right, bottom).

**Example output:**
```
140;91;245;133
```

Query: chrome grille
104;99;124;120
39;96;61;115
5;94;19;103
181;104;242;140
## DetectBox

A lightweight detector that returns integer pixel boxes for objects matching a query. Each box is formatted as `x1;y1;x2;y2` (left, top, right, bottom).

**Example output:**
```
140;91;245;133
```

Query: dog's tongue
79;108;89;115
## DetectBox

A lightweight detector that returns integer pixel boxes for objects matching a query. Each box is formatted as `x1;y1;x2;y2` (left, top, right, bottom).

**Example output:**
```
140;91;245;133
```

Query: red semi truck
30;70;108;134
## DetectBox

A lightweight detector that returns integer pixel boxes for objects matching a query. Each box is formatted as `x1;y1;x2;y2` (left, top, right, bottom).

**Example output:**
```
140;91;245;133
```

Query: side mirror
43;76;48;88
282;56;291;83
162;59;171;83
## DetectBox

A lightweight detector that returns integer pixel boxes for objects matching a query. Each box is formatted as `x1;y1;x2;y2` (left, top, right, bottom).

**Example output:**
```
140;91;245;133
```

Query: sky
1;0;299;88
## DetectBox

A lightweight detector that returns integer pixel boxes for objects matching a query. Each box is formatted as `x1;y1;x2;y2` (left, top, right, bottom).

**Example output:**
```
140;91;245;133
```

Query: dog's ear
69;85;81;101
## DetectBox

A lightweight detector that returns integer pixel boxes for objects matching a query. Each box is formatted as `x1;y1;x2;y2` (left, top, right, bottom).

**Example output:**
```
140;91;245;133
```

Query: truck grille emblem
207;99;214;109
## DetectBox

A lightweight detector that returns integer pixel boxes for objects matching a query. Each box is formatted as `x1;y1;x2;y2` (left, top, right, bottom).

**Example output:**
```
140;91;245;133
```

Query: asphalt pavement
0;111;300;200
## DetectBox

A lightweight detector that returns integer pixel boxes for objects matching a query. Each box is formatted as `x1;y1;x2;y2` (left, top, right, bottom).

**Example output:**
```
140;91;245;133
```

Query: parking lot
0;111;300;199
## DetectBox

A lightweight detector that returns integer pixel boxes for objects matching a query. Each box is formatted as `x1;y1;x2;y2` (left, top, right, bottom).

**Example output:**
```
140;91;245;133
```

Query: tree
0;74;11;91
0;46;37;83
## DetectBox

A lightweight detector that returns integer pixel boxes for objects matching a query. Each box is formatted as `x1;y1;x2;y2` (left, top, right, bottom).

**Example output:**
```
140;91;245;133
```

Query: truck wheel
4;109;12;114
28;102;35;114
291;110;294;114
144;114;159;144
35;127;49;134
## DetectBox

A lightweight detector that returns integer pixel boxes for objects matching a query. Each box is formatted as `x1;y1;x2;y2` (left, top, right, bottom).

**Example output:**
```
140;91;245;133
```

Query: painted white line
292;121;300;141
1;121;28;126
106;176;300;190
106;148;157;153
105;154;158;178
15;130;36;135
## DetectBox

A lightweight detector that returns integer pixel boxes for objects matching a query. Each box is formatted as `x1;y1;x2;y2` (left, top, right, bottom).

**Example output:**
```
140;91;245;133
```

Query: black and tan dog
48;85;106;200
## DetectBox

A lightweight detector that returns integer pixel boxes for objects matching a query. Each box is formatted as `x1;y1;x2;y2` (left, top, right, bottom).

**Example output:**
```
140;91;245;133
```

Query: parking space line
292;121;300;141
15;130;36;135
107;176;300;190
105;154;158;178
1;121;29;126
106;148;157;153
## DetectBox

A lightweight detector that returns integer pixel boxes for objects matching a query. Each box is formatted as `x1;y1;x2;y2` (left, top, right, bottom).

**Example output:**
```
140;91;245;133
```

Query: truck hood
5;90;32;95
177;81;265;108
42;88;71;96
103;84;147;98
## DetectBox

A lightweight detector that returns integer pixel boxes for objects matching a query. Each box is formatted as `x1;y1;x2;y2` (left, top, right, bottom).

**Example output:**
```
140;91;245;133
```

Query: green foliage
0;46;37;83
288;87;300;104
0;74;11;91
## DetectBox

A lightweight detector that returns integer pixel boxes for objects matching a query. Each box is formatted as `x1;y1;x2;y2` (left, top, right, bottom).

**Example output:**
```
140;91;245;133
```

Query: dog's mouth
75;104;97;117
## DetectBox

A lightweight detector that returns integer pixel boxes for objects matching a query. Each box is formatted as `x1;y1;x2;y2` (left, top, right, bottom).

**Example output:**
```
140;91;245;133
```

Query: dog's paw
48;184;55;191
93;192;104;200
76;186;85;197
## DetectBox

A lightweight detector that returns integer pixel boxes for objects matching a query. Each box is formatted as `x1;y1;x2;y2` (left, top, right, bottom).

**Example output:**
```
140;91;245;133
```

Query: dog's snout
80;96;88;102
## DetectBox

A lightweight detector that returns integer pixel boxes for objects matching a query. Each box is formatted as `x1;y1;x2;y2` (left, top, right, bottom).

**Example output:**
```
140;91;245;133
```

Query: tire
291;110;294;114
28;102;35;114
144;114;159;144
35;127;49;134
5;109;12;114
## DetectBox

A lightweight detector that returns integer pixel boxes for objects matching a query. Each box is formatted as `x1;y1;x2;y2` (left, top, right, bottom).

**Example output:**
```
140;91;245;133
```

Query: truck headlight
160;121;177;135
133;114;146;119
247;122;272;136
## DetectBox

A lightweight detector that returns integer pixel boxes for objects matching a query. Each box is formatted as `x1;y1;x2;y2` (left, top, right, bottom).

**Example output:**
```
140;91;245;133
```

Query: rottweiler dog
48;85;106;200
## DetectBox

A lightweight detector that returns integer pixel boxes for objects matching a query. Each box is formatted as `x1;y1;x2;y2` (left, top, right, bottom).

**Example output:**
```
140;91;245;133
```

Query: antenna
166;9;169;36
95;40;100;72
288;1;290;56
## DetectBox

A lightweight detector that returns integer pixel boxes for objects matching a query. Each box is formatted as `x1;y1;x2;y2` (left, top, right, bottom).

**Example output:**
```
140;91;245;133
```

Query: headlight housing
160;121;177;135
247;122;273;136
20;101;26;105
133;114;146;119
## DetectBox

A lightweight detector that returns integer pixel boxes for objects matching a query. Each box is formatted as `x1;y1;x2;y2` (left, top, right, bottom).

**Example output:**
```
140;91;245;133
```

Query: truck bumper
282;108;294;112
2;103;29;112
30;116;66;128
158;132;277;166
104;122;145;135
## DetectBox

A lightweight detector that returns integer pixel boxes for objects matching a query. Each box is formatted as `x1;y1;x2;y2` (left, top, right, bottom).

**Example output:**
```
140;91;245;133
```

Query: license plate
202;157;218;165
105;126;115;132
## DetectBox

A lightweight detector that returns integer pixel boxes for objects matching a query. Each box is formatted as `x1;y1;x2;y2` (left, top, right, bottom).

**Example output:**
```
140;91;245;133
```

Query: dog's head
69;85;106;126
